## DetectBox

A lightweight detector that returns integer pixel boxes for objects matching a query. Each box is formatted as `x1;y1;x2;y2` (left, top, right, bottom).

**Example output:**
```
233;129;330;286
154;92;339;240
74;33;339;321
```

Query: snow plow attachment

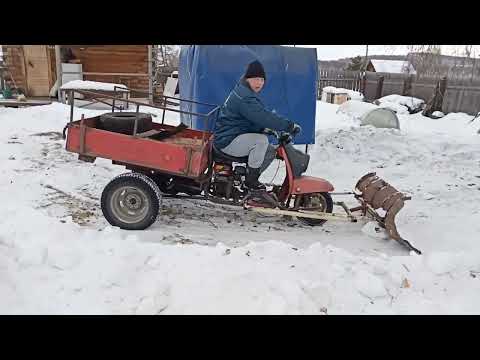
353;172;421;254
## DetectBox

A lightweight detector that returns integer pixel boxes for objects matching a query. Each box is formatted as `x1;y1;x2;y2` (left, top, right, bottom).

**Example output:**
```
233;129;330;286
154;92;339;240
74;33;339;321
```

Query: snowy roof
60;80;128;92
322;86;364;101
369;59;416;74
322;86;349;94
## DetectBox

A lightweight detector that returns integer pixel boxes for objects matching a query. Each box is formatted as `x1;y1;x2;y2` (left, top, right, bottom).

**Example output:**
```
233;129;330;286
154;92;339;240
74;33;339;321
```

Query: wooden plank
248;207;354;221
162;137;204;146
0;99;52;107
135;129;165;138
23;45;50;96
65;45;150;91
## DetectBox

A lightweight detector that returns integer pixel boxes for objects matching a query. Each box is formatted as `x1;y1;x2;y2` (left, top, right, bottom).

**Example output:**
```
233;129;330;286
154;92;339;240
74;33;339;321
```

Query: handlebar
263;128;294;144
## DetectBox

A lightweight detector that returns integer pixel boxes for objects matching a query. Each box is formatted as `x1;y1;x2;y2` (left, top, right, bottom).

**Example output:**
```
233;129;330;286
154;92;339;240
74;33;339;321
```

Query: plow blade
355;172;421;254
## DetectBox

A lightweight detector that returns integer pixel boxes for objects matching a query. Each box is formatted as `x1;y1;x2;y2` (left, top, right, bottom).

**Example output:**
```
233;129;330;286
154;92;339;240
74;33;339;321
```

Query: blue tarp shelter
178;45;318;144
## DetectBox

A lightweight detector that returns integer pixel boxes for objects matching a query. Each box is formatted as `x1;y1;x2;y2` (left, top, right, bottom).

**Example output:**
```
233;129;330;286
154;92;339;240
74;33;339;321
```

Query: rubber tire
101;172;162;230
99;112;153;135
298;192;334;226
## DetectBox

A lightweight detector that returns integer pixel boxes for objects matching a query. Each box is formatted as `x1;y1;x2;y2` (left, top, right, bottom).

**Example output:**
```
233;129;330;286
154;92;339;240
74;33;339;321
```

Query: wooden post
437;76;447;112
79;114;86;154
55;45;62;101
361;72;367;96
402;74;414;96
375;75;384;99
423;76;447;116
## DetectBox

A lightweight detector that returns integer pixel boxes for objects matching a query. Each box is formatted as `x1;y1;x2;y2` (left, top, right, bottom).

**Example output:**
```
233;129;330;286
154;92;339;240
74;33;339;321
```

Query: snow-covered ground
1;100;480;314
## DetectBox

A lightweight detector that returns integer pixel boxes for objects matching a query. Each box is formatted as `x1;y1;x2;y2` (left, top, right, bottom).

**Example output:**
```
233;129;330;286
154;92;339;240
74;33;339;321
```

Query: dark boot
245;166;266;191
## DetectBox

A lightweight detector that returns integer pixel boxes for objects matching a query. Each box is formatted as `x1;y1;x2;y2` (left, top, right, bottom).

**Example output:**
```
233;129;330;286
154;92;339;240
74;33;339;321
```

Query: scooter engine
210;163;246;200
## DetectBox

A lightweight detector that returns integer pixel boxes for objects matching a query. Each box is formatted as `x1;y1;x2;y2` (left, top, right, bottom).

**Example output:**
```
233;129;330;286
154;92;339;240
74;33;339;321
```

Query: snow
377;94;425;112
377;101;410;114
1;100;480;314
432;111;445;118
322;86;364;101
370;59;417;75
60;80;128;92
336;100;377;120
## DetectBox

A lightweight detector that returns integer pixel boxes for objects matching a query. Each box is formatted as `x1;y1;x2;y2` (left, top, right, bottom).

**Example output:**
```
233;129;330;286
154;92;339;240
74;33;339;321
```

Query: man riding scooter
213;60;302;191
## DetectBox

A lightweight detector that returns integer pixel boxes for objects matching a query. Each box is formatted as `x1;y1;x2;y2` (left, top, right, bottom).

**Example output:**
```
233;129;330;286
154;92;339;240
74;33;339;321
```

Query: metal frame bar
61;71;149;77
118;86;218;108
65;89;220;149
65;89;217;119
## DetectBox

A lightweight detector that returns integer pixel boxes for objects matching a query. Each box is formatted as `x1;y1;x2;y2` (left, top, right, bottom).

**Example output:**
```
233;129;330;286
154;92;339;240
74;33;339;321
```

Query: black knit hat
244;60;266;80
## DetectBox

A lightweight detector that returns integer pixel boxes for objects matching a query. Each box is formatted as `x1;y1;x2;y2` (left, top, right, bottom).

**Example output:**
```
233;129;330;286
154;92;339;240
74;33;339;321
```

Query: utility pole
364;44;369;71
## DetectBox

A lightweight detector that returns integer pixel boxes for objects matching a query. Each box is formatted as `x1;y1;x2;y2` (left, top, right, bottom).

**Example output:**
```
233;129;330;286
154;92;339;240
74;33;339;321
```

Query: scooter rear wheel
297;192;333;226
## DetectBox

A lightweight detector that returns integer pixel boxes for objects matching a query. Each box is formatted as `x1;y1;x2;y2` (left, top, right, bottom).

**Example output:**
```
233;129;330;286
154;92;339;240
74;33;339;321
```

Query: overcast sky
291;45;480;60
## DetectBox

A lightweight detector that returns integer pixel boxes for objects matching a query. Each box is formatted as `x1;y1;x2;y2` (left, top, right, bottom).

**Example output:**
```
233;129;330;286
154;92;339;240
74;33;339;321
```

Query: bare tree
152;45;180;94
156;45;179;68
406;45;444;78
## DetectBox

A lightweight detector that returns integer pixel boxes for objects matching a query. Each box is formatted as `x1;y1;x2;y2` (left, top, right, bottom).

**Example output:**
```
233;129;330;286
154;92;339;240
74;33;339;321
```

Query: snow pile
336;100;377;120
61;80;128;92
1;204;480;314
432;111;445;118
377;101;410;114
1;101;480;314
398;110;480;136
377;95;425;113
322;86;364;101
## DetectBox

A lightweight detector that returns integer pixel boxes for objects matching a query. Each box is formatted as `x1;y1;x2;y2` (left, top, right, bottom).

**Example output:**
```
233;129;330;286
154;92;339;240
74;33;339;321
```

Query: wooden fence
317;69;364;98
318;69;480;115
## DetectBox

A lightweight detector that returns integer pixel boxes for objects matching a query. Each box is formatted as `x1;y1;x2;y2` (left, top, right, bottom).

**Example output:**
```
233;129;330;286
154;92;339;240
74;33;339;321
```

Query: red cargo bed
65;116;213;179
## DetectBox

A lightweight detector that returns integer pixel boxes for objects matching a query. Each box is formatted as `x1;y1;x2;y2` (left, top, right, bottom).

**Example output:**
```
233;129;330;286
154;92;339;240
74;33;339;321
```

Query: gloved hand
290;123;302;136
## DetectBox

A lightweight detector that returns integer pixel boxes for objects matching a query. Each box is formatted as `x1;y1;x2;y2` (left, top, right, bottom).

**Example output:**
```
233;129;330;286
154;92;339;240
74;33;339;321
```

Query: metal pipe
133;105;140;136
73;89;216;117
162;96;167;124
69;90;74;122
112;87;117;112
81;85;217;108
60;71;149;77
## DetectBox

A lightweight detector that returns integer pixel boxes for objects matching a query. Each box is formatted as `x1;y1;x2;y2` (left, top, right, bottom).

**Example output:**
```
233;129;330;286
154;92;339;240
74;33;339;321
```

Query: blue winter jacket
213;78;295;149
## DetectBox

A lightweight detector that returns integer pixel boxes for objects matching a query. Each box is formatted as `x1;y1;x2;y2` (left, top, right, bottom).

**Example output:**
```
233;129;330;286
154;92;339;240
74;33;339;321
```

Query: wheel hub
125;193;142;210
304;194;327;211
110;186;150;224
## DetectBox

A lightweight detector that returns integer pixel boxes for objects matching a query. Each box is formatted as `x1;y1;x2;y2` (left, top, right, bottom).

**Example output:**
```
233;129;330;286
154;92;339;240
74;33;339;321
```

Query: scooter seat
212;144;248;164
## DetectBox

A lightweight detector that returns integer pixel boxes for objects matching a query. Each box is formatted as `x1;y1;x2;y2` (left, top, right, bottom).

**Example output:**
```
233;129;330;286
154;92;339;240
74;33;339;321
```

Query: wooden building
1;45;152;98
366;59;417;75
